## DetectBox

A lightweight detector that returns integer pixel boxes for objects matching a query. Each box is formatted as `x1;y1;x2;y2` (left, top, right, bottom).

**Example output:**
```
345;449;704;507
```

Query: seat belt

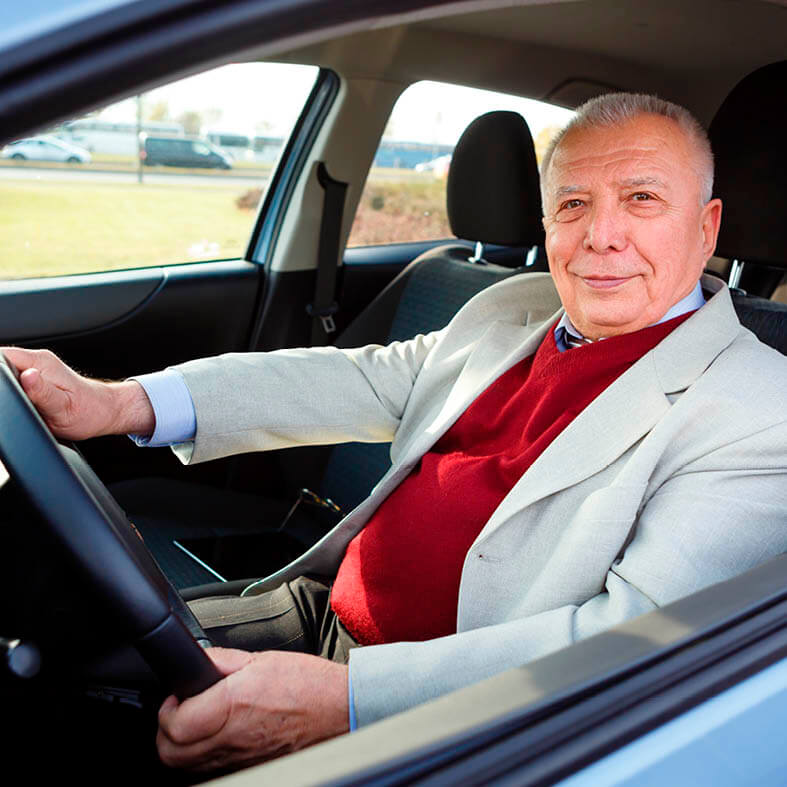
307;162;348;345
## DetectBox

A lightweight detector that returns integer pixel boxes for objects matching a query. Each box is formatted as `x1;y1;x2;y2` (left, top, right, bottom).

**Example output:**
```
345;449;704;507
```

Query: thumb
206;647;255;676
19;367;68;417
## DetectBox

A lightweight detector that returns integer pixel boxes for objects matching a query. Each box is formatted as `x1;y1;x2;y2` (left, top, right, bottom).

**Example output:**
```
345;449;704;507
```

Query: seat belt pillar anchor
306;301;338;334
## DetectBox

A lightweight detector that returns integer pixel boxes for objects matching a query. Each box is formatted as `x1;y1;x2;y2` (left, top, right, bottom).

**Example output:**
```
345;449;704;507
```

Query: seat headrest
446;110;544;249
709;61;787;269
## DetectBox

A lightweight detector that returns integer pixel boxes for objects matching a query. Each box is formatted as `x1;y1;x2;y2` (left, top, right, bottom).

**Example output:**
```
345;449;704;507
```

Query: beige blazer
173;273;787;727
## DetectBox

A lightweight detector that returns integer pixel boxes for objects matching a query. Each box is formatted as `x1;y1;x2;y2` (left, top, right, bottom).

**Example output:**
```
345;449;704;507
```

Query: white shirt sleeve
127;369;197;446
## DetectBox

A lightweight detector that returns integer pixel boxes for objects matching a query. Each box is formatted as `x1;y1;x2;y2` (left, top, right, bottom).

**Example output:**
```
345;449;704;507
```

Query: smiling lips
578;275;635;290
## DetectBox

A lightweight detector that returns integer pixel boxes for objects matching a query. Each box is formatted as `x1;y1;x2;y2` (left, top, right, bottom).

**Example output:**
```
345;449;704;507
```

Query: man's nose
583;201;627;253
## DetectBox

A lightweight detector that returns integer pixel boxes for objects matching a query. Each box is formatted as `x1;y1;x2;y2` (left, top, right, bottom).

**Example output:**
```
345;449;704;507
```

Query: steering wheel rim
0;353;221;700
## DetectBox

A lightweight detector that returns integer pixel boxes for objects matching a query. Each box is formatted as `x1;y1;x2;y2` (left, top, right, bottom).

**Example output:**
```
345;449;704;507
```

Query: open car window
347;80;574;247
0;62;318;280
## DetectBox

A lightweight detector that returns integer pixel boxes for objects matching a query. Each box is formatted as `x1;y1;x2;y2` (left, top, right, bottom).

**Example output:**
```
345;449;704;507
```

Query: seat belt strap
307;162;348;344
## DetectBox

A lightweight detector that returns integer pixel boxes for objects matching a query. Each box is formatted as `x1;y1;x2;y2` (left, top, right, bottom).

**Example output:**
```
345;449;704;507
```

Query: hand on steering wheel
0;352;221;700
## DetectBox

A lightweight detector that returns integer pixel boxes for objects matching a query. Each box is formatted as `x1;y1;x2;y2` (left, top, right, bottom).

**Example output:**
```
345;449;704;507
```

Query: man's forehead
546;116;693;189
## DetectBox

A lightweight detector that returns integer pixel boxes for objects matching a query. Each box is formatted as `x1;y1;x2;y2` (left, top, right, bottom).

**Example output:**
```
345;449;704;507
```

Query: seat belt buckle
306;301;339;335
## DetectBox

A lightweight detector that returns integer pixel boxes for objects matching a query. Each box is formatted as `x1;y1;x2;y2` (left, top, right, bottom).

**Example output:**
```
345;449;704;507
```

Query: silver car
1;135;91;163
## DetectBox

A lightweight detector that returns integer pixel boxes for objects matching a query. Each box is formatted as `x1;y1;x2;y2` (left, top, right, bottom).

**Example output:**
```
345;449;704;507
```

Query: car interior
0;0;785;783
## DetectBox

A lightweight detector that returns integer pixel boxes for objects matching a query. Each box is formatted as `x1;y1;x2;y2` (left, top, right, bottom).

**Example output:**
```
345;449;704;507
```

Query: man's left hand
156;647;350;772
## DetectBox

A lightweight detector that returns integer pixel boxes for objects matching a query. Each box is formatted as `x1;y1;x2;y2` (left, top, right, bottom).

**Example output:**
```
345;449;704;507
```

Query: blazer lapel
478;352;669;539
396;318;554;466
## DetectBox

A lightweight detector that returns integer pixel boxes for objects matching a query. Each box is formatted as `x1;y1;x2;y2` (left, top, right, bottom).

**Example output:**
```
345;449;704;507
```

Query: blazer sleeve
169;331;442;464
348;419;787;726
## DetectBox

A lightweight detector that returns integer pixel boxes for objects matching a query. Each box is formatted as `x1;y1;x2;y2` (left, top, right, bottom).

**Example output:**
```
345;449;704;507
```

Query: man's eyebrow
553;185;586;198
618;176;667;189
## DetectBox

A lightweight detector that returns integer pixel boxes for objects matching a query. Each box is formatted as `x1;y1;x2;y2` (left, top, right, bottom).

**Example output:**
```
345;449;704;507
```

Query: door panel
1;260;264;484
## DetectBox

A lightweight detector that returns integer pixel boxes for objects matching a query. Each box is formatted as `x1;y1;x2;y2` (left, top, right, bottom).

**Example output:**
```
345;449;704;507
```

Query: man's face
542;114;722;339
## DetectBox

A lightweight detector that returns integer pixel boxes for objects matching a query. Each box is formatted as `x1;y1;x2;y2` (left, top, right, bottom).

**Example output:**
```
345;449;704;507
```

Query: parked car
0;1;784;785
140;135;232;169
1;135;91;163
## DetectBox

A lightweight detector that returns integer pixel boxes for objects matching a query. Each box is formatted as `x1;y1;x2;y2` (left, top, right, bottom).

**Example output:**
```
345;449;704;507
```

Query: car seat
707;60;787;355
311;109;548;512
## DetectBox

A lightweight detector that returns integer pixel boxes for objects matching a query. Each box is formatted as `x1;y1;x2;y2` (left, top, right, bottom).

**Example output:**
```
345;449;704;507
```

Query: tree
533;125;563;165
145;100;170;122
177;110;203;135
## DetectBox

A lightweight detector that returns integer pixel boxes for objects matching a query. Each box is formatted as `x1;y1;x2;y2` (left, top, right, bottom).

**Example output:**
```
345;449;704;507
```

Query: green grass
0;179;258;278
349;175;450;246
0;170;451;279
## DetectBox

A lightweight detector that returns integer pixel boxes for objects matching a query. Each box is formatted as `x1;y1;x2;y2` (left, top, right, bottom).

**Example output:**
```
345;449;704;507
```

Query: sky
98;62;575;144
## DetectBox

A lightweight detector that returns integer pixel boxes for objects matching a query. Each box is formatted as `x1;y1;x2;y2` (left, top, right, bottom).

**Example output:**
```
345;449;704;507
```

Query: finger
158;694;179;717
158;674;233;746
156;725;232;771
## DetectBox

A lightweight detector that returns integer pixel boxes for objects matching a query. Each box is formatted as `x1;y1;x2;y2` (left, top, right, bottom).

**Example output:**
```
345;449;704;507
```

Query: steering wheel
0;354;222;700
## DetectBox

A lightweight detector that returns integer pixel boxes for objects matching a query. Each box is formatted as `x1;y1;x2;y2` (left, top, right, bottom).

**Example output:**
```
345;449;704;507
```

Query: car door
0;62;335;492
36;139;57;161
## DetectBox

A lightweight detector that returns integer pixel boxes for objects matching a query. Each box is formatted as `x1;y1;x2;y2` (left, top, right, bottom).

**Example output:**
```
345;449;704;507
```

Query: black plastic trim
0;259;258;345
344;240;547;271
0;268;163;341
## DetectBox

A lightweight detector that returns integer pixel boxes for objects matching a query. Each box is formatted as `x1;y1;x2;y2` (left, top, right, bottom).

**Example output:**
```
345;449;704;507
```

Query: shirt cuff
128;369;197;447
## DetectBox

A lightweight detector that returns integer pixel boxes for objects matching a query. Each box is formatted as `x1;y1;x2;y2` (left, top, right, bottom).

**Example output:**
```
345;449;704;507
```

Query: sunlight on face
542;114;722;339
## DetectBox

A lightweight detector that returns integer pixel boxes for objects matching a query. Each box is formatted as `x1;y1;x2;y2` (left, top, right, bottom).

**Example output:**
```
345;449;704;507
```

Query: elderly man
5;93;786;772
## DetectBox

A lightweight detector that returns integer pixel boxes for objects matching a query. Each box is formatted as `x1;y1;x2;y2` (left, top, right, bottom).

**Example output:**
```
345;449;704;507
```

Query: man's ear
701;198;723;261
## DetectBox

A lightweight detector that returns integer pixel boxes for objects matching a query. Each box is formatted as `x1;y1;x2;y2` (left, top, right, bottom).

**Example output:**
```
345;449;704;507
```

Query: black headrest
446;110;544;248
709;61;787;269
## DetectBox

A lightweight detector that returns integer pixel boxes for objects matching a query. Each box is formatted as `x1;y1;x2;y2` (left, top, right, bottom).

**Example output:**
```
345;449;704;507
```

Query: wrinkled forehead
546;115;697;195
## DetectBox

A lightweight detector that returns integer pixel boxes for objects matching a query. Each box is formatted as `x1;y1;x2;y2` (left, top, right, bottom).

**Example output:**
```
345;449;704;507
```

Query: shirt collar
554;280;706;352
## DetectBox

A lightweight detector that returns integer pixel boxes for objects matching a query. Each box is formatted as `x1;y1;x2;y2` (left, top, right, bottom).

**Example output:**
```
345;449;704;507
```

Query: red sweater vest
331;313;693;645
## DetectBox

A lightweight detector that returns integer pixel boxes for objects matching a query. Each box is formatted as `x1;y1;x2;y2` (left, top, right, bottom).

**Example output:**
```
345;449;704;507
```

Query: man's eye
631;192;653;201
560;198;584;211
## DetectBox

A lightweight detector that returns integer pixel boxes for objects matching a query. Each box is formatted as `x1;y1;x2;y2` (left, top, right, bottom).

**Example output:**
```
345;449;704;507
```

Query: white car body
1;135;91;163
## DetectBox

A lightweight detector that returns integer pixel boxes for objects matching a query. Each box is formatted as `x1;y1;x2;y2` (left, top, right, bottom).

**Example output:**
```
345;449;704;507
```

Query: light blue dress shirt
129;279;705;732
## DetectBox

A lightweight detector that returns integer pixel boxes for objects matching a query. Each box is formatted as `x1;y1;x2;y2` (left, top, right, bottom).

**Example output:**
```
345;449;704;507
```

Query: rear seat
708;60;787;355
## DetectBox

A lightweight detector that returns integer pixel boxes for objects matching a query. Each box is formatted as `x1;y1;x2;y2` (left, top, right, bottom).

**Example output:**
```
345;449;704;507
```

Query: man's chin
572;306;651;339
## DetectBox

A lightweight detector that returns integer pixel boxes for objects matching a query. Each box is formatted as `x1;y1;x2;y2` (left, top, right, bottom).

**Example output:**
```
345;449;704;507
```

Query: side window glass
347;80;574;247
0;62;318;279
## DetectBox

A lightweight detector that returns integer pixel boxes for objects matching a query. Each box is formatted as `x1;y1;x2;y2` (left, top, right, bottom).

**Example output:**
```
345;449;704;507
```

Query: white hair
540;93;714;207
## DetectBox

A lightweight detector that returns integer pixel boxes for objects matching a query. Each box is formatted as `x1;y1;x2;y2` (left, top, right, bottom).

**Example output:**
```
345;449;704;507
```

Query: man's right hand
0;347;155;440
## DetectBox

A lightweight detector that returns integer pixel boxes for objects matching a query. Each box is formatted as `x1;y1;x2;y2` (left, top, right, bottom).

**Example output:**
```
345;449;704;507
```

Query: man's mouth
579;276;633;290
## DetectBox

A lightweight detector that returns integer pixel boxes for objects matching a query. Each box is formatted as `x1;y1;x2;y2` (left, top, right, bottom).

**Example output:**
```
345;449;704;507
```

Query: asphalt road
0;165;266;188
